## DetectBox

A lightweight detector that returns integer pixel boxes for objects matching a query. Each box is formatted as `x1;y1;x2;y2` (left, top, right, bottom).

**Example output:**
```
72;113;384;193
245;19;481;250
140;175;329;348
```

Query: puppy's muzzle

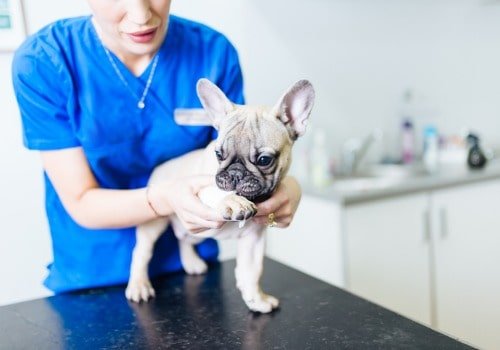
216;163;268;201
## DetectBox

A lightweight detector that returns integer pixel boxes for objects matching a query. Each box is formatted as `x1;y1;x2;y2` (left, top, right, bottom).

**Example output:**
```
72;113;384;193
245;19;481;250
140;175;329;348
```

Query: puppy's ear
272;80;315;140
196;78;234;129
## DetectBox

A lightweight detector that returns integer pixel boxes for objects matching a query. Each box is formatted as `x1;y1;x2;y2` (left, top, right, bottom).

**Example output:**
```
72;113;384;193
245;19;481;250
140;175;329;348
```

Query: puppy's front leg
199;189;278;312
236;224;279;313
126;217;168;302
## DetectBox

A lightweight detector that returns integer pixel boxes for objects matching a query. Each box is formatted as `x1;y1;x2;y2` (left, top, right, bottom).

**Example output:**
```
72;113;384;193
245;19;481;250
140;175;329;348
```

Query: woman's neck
92;18;158;76
118;53;154;76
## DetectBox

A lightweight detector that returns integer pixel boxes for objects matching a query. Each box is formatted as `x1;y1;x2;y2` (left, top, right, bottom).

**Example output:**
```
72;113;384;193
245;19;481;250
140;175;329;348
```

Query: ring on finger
267;213;278;228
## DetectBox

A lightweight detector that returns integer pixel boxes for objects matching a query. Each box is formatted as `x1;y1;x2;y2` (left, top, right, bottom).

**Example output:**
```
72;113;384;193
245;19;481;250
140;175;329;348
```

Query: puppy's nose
228;163;246;184
216;162;249;191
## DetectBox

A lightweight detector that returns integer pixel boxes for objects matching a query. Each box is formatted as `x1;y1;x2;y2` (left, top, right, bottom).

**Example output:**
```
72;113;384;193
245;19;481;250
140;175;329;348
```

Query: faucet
341;129;383;175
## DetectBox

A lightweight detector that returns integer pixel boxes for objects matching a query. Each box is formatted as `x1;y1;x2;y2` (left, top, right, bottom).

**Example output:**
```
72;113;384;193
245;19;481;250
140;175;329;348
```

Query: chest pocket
76;101;213;188
77;98;143;151
144;109;214;164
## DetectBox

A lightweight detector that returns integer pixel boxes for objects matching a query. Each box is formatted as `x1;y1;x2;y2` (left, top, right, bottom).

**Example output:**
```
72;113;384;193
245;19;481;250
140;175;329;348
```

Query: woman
12;0;301;294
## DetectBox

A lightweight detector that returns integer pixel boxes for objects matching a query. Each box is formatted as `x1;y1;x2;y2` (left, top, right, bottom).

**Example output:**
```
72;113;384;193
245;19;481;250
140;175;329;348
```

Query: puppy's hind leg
171;217;208;275
179;240;208;275
126;217;168;303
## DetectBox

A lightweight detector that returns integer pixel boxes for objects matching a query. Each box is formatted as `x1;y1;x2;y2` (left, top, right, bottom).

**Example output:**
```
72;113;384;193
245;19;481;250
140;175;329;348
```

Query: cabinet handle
440;207;448;239
423;209;431;242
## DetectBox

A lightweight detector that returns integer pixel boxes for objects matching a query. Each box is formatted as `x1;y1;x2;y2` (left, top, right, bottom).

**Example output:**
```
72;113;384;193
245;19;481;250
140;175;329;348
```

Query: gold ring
267;213;277;228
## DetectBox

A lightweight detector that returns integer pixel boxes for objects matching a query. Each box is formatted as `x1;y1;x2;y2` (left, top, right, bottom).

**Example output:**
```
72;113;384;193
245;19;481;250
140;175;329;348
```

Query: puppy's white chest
193;186;253;239
198;186;232;208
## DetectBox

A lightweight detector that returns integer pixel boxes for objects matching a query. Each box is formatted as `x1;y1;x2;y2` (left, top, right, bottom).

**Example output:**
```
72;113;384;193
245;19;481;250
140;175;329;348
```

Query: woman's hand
149;175;225;234
253;176;302;228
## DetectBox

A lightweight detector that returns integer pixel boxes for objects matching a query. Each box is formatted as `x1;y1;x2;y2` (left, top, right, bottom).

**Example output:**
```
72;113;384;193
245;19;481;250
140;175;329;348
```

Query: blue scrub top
12;15;244;293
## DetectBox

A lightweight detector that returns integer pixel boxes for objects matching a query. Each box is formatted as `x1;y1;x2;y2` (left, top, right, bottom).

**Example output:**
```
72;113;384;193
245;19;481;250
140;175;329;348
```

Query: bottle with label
290;140;310;184
310;129;330;188
423;125;439;174
401;119;415;164
398;89;417;164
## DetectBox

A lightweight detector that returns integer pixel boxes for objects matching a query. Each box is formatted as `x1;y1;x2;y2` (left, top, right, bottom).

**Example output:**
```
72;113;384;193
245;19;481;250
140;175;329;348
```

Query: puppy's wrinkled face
196;78;315;202
214;107;293;202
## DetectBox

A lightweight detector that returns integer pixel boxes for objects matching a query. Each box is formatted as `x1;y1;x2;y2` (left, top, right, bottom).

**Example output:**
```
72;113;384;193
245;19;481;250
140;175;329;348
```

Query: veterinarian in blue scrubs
12;0;303;294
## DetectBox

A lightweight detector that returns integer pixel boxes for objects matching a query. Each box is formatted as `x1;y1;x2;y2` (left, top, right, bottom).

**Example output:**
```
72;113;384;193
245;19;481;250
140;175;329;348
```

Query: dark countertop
0;259;473;350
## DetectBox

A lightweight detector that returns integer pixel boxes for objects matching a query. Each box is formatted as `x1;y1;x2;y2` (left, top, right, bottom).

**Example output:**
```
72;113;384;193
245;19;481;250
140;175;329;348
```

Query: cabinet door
345;194;432;326
266;195;344;287
432;180;500;350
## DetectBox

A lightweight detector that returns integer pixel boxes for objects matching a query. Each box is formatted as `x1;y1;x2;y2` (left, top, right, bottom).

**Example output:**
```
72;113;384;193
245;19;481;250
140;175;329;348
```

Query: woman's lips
126;28;158;44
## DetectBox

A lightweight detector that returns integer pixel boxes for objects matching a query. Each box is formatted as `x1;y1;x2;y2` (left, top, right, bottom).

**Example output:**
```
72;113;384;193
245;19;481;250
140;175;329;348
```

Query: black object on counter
467;133;487;169
0;259;473;350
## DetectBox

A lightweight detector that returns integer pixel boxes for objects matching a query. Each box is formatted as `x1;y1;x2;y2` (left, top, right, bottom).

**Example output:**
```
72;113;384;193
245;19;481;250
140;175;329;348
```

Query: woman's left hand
253;176;302;228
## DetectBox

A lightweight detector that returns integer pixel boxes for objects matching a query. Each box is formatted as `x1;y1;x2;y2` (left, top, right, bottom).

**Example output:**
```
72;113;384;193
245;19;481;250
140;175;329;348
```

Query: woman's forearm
40;148;175;230
68;187;172;229
40;148;222;231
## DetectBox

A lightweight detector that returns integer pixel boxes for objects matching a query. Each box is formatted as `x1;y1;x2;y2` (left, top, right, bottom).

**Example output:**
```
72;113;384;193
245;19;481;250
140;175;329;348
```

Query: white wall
173;0;500;158
0;53;51;305
2;0;500;305
0;0;91;306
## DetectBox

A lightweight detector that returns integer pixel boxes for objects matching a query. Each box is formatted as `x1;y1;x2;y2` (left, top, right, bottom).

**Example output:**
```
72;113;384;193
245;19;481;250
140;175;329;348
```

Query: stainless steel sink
358;164;428;179
331;164;428;192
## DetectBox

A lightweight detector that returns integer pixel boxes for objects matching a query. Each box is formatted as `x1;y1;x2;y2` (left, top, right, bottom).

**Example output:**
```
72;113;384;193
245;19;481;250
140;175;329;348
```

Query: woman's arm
41;147;224;230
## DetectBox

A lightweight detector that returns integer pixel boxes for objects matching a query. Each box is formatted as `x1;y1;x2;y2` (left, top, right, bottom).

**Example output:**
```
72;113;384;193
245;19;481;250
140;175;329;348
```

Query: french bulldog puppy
125;78;315;313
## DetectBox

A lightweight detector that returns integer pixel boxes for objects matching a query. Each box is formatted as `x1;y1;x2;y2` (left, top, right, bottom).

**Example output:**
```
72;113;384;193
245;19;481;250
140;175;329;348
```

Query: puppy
125;78;315;313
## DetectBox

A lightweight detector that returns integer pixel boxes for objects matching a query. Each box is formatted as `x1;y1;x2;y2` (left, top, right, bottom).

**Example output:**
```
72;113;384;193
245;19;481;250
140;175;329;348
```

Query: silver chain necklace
102;47;160;109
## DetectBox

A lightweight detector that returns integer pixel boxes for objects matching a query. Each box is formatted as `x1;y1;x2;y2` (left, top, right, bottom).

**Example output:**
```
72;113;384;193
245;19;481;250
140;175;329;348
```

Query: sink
330;177;400;192
358;164;428;179
330;164;428;192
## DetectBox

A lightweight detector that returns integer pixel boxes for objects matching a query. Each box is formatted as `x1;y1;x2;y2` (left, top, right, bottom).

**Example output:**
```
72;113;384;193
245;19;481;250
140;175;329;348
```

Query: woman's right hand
149;175;225;234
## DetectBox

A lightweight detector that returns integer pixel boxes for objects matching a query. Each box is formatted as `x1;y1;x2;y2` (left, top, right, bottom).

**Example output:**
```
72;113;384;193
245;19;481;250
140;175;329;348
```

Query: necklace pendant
137;101;145;109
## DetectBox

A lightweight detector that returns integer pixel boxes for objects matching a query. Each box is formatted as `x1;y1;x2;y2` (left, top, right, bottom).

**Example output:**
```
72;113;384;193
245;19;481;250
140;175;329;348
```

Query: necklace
102;47;160;109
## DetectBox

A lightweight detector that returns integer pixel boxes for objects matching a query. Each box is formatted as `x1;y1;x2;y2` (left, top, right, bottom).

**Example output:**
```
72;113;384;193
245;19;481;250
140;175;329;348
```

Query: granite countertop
0;258;473;349
303;160;500;205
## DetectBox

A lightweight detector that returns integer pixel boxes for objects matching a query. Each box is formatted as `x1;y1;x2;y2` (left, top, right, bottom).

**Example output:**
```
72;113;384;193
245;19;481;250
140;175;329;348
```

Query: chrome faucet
341;129;383;175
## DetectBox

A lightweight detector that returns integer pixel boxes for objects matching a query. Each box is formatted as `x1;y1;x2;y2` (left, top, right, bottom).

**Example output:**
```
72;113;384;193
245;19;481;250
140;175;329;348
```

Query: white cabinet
344;193;433;326
432;181;500;350
270;179;500;349
266;196;344;287
344;179;500;350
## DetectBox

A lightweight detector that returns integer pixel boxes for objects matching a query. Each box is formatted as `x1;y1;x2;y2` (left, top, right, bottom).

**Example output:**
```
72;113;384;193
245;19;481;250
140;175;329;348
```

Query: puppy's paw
182;254;208;275
242;289;280;313
262;293;280;309
217;194;257;221
125;278;156;303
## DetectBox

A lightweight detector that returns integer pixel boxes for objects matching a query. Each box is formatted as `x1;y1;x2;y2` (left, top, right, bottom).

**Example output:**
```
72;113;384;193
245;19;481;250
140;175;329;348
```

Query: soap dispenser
466;133;487;169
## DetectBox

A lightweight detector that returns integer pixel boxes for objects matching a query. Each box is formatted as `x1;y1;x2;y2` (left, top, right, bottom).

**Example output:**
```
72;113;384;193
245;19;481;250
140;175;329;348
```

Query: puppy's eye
257;155;274;167
215;150;223;161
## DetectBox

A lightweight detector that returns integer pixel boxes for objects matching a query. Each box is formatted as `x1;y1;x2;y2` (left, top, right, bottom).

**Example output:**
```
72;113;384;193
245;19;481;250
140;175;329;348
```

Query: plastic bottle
423;126;439;174
398;89;417;164
310;129;330;188
290;141;310;184
401;119;415;164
